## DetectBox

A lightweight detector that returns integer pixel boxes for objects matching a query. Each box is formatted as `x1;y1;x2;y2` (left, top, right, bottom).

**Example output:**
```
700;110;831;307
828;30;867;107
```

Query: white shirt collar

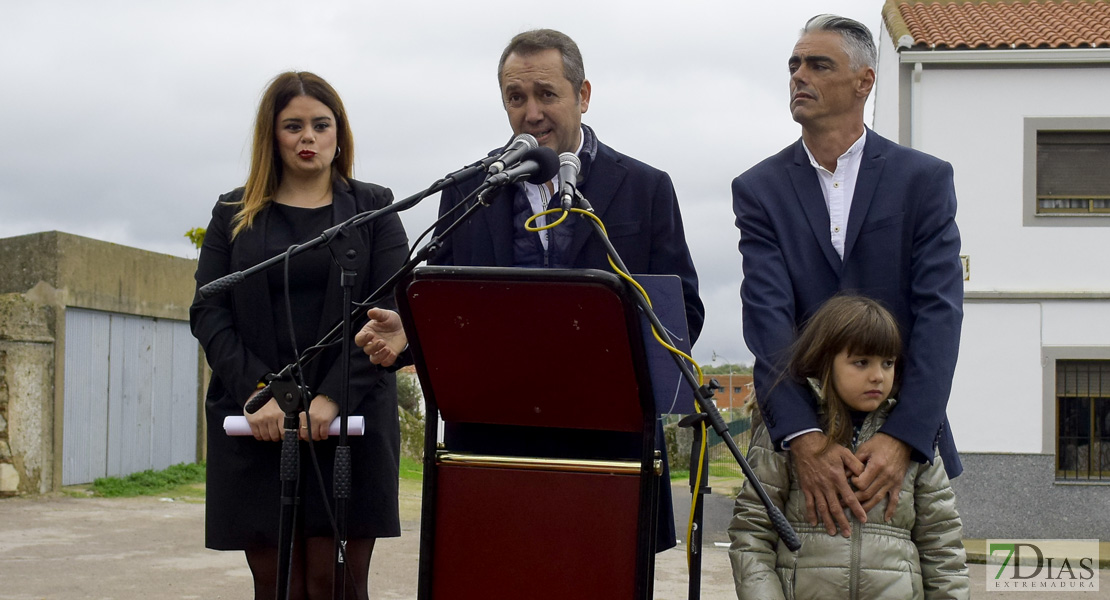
801;130;867;175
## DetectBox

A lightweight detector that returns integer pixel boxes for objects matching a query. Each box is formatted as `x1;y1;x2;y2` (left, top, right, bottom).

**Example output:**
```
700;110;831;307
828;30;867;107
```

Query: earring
335;146;341;157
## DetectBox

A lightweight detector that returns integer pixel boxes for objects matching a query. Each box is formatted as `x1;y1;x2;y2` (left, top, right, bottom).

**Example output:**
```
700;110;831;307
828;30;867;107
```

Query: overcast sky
1;0;886;366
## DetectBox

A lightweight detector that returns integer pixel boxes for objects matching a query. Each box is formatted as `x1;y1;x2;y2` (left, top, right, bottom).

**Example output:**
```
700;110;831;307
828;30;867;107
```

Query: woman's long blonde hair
230;71;355;238
788;295;903;451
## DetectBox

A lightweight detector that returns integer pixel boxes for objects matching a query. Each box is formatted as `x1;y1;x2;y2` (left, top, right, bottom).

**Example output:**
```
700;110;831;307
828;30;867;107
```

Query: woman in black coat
190;71;408;600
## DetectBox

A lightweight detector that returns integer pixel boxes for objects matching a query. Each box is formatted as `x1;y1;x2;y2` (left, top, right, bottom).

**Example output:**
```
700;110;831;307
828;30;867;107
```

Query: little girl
728;295;968;600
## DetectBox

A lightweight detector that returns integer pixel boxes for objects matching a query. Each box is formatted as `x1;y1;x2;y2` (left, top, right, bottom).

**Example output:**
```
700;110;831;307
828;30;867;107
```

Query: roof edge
882;0;916;49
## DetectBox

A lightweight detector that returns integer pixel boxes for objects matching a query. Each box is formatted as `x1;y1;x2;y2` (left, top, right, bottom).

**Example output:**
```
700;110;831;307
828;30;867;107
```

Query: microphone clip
477;186;501;207
571;189;594;213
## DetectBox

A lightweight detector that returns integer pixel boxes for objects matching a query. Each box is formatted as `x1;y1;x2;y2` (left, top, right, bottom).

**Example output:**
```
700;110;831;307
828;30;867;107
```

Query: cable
275;244;357;592
526;205;712;567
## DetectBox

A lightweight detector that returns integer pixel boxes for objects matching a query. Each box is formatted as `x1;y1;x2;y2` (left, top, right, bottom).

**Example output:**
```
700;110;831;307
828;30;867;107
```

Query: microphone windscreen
520;147;561;183
512;133;539;151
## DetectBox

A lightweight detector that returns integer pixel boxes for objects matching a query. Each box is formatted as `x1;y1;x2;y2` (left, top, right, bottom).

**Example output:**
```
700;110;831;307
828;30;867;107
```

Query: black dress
190;178;408;550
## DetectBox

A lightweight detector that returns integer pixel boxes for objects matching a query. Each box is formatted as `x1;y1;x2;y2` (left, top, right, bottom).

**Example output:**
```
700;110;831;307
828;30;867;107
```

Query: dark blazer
190;178;410;548
191;179;409;411
733;129;963;476
432;132;705;342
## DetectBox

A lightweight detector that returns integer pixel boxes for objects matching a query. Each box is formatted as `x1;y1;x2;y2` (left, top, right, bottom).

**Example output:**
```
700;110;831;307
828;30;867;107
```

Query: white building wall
872;53;1110;455
951;299;1110;454
890;64;1110;291
950;302;1043;453
1042;301;1110;347
872;28;901;137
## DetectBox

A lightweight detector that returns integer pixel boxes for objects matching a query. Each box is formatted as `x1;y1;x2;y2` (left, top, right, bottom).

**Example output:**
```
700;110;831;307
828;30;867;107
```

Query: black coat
190;178;409;549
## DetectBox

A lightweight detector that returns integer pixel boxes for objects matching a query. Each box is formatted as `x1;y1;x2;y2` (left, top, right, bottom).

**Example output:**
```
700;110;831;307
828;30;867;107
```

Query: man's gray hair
497;29;586;91
803;14;877;71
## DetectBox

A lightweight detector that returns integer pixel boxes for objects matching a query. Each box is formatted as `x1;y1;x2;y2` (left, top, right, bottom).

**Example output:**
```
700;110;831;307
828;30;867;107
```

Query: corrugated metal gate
61;308;199;485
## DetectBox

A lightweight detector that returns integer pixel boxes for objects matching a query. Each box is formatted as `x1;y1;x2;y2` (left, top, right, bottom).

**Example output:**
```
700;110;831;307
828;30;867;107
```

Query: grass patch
79;457;420;499
90;462;206;498
399;455;424;481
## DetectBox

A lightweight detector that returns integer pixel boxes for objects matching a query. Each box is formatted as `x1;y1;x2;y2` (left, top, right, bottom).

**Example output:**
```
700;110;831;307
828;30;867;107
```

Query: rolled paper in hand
223;416;365;436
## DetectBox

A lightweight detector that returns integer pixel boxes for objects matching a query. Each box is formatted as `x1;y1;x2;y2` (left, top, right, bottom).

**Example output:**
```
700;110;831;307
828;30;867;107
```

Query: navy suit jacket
431;131;704;342
733;129;963;477
429;128;703;552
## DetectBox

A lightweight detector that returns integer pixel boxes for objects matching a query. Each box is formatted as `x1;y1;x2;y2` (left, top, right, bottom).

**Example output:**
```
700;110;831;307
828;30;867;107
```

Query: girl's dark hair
788;295;902;450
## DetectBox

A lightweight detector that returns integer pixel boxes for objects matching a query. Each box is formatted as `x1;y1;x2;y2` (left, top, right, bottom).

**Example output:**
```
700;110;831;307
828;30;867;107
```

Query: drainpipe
910;62;923;149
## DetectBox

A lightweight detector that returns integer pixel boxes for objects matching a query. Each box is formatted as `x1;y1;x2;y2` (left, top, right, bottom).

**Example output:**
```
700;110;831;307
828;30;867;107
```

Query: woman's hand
299;394;340;441
244;394;285;442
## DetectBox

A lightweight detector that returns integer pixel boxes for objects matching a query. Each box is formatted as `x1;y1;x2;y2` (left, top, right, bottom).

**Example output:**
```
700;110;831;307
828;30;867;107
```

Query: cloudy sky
2;0;886;366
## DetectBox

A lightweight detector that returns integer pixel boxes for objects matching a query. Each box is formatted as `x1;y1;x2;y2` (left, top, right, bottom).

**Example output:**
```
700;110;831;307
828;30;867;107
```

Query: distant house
873;0;1110;539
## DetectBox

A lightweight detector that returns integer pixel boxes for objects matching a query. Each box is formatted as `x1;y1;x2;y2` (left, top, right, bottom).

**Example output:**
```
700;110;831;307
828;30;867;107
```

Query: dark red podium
397;266;661;599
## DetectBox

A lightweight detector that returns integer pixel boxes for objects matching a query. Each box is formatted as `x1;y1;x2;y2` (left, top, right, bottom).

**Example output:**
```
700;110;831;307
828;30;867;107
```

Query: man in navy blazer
734;15;963;538
431;29;703;339
357;28;702;553
360;29;702;359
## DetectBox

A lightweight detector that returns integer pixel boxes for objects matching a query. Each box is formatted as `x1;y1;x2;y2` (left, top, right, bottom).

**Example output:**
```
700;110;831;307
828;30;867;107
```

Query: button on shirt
802;131;867;259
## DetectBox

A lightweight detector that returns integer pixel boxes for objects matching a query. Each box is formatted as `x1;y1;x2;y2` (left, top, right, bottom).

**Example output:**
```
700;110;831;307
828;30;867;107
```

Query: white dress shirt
521;135;585;250
784;131;867;448
801;131;867;259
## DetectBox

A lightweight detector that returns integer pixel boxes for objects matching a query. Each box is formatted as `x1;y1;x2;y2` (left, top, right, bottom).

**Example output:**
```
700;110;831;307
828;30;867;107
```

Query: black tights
245;537;376;600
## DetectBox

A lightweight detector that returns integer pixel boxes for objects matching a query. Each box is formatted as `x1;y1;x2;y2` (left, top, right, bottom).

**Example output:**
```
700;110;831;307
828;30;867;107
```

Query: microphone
484;147;561;187
557;152;581;211
487;133;538;174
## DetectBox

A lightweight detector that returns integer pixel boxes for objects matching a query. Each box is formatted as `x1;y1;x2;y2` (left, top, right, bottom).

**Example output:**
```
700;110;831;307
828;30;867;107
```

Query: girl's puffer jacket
728;391;969;600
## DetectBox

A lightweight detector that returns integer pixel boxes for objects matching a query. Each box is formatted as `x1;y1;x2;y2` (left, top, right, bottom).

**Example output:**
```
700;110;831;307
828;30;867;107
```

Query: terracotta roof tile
882;0;1110;49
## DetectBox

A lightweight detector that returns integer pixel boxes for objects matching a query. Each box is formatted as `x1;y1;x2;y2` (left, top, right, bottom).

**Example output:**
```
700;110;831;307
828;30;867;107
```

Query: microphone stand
568;192;801;600
328;232;362;600
271;375;309;600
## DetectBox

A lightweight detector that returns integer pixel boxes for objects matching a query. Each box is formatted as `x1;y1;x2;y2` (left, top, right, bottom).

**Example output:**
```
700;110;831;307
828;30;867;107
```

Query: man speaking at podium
428;28;703;340
357;28;704;552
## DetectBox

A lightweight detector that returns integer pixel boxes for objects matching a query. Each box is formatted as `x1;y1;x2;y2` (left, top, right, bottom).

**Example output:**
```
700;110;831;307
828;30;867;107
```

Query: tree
701;363;752;375
397;372;423;418
185;227;206;250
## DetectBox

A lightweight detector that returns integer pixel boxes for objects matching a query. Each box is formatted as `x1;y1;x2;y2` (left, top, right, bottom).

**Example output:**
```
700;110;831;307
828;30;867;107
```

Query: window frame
1043;348;1110;484
1023;117;1110;227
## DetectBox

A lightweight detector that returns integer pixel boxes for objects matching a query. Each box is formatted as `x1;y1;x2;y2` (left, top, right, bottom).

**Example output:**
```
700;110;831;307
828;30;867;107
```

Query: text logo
987;539;1099;592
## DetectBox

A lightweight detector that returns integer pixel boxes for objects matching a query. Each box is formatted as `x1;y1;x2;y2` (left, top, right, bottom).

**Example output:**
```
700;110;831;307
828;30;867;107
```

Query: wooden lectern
397;266;661;599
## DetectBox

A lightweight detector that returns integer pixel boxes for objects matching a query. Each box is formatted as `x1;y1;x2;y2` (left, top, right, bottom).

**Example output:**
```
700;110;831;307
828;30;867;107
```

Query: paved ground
1;485;1106;599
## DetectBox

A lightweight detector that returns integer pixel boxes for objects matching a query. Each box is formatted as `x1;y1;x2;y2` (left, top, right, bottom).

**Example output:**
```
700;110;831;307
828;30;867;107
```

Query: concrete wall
0;294;55;494
0;231;199;493
950;453;1110;540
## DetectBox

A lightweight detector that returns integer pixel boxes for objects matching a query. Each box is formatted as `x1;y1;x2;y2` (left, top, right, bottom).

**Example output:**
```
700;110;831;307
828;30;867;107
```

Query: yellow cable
523;209;569;232
687;421;709;567
528;205;713;568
